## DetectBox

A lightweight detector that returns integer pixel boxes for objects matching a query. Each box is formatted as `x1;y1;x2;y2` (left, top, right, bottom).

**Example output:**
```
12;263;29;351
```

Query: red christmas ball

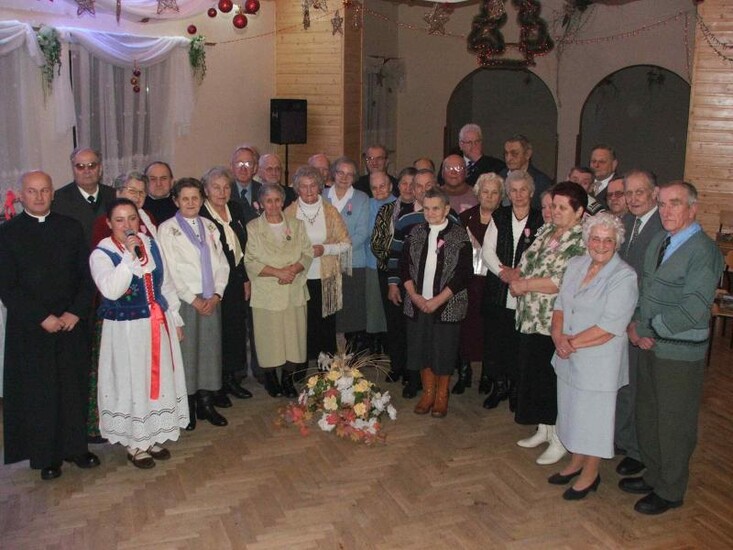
132;68;141;77
207;7;218;17
130;77;138;86
243;0;260;14
233;13;248;29
133;85;141;93
218;0;233;13
187;24;197;35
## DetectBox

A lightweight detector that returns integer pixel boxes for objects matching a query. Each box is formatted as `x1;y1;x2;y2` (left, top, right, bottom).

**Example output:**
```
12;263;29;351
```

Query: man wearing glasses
230;144;263;223
441;154;477;214
355;144;398;198
500;134;552;210
458;123;505;186
257;153;296;207
52;147;115;247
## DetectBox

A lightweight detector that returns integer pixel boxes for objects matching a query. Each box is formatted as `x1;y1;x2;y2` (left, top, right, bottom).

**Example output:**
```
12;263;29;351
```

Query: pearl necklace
299;201;322;225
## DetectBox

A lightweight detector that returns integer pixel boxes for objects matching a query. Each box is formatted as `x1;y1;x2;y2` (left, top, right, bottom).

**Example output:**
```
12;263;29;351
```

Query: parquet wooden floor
2;332;733;549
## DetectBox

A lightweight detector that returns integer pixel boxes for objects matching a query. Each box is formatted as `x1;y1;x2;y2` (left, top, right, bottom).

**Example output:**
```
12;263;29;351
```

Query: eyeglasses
335;170;355;178
607;191;625;199
122;187;146;197
74;162;99;171
460;139;482;147
444;165;465;173
234;161;255;169
365;155;386;162
624;189;650;198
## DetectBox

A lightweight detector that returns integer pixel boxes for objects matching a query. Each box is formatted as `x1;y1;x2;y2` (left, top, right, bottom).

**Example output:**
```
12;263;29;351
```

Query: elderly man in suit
620;180;722;515
458;123;505;186
51;147;115;247
230;144;263;224
614;169;662;478
143;161;177;223
589;145;618;208
500;135;552;210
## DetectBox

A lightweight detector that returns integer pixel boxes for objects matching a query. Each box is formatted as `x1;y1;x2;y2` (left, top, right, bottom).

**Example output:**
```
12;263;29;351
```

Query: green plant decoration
36;25;62;97
189;35;207;83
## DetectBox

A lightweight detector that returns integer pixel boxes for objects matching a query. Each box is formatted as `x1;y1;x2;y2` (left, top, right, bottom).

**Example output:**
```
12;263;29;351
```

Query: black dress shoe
264;370;283;398
634;492;683;515
212;390;233;408
196;392;228;426
616;456;645;476
223;375;253;399
41;464;62;480
64;452;101;469
451;362;472;395
548;469;582;485
618;476;654;494
482;378;509;409
280;371;299;398
563;476;601;501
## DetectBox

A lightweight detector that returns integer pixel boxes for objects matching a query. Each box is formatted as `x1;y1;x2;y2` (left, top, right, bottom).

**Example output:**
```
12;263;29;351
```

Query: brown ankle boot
413;369;436;414
431;375;451;418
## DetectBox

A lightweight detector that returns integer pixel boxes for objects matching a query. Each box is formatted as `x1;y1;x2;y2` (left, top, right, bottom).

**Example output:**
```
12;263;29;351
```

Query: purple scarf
175;211;215;299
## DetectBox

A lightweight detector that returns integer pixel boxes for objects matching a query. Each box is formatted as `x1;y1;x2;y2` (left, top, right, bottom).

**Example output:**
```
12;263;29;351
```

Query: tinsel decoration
189;35;207;83
487;0;506;19
467;0;507;59
332;10;344;35
423;4;452;35
36;25;62;99
344;0;363;31
75;0;96;16
514;0;554;63
157;0;180;14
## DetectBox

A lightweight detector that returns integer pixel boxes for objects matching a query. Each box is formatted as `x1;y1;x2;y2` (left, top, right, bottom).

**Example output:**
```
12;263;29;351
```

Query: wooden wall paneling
684;0;733;236
274;1;362;175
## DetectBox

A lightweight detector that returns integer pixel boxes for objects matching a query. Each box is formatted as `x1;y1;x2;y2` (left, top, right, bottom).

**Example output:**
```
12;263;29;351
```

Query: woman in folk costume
157;178;230;430
90;198;188;469
284;166;352;389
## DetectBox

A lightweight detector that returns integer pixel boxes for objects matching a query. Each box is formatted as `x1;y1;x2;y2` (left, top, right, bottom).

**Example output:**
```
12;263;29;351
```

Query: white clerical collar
26;211;50;223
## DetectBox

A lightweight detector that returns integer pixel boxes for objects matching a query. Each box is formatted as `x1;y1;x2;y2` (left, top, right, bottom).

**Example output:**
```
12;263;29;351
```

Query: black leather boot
264;369;283;398
281;365;299;398
402;370;421;399
483;376;509;409
478;363;493;394
185;395;197;431
196;391;228;426
223;373;253;399
451;361;473;395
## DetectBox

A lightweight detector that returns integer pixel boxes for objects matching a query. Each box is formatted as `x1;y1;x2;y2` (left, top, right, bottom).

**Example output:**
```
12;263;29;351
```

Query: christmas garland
189;35;207;82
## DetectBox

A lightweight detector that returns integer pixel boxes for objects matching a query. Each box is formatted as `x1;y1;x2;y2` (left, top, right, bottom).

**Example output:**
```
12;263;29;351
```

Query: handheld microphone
124;229;142;260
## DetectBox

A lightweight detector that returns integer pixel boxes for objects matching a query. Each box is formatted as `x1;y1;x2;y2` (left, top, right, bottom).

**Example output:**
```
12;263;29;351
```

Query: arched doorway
579;65;690;184
446;68;558;179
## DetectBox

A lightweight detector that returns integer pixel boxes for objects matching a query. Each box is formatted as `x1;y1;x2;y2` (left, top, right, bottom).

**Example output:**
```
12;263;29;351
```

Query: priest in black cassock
0;171;100;480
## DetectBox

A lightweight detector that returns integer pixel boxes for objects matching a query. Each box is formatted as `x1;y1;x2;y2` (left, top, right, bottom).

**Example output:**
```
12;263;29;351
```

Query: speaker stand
284;143;290;188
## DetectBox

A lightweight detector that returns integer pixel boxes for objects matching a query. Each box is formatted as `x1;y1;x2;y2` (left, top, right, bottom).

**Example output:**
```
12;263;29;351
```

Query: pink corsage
436;238;445;254
523;227;531;244
347;203;353;216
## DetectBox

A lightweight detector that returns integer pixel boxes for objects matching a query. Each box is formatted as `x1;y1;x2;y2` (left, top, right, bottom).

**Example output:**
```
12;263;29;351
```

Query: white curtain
0;21;75;195
58;28;194;179
363;57;404;157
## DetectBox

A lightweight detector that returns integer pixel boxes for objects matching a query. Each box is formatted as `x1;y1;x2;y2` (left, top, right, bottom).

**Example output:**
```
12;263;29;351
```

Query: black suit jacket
200;200;249;283
51;182;116;248
231;180;263;224
619;209;663;276
466;155;506;186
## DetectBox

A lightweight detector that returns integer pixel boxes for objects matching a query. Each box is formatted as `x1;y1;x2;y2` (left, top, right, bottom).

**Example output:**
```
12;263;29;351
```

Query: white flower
372;391;390;413
317;414;336;432
317;352;333;371
298;392;308;406
351;417;378;435
335;375;353;391
387;404;397;420
340;387;355;406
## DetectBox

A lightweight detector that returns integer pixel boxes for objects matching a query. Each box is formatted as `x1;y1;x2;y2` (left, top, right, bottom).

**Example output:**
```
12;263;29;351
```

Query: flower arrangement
189;35;207;83
278;351;397;444
36;25;62;98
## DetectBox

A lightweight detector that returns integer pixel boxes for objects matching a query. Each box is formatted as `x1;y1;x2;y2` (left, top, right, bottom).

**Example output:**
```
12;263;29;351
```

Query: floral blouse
515;222;586;335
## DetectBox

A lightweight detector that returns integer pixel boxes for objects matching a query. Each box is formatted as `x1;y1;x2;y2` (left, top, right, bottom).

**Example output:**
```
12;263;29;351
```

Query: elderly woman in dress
286;166;351;373
200;167;253;403
245;183;312;398
548;213;638;500
400;187;472;418
453;172;504;395
323;157;368;352
509;181;587;465
157;178;230;429
480;170;544;408
91;199;188;468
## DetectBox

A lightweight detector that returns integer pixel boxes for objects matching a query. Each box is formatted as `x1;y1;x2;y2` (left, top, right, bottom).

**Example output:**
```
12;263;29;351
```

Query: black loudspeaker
270;99;307;144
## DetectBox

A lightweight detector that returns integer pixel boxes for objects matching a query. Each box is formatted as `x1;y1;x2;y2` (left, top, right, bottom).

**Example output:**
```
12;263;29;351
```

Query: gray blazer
552;253;639;392
51;182;116;247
